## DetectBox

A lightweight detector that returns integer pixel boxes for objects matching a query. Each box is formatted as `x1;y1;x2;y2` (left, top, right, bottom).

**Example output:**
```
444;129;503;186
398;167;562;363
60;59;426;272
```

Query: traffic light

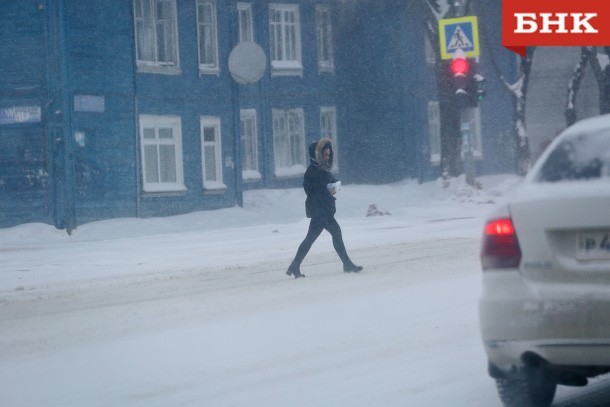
473;71;485;102
450;57;469;77
449;53;484;107
451;54;470;107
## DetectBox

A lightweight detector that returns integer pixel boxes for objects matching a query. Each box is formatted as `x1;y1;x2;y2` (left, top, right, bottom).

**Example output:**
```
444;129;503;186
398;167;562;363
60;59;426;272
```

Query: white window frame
133;0;180;74
272;108;306;177
240;109;260;180
424;35;436;66
139;115;186;193
200;116;226;190
269;4;302;76
316;5;334;73
460;107;483;160
196;0;220;74
237;2;254;42
320;106;338;170
428;101;441;165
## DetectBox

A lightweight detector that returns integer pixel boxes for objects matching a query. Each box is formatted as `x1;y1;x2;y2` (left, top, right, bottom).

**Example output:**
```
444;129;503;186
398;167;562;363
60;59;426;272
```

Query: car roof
561;113;610;137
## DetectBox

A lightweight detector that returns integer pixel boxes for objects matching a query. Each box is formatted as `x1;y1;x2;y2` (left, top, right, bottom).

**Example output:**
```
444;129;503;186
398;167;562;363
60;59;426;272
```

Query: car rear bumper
479;271;610;371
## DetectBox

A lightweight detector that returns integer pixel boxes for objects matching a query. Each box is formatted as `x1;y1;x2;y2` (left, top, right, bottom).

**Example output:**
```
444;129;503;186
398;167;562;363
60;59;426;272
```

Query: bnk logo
502;1;610;56
514;13;598;34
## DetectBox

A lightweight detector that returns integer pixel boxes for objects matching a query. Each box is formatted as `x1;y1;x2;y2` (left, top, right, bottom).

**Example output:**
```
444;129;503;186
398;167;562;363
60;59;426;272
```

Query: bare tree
565;48;591;126
565;47;610;128
510;49;535;176
475;4;534;176
583;47;610;116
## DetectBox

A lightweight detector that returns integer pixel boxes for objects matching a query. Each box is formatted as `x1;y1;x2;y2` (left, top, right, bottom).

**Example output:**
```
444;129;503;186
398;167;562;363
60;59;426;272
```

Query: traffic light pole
451;51;477;187
440;12;483;187
460;111;476;187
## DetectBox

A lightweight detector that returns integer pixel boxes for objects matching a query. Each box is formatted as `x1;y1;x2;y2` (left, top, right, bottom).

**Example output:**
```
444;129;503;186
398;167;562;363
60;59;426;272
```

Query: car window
536;129;610;182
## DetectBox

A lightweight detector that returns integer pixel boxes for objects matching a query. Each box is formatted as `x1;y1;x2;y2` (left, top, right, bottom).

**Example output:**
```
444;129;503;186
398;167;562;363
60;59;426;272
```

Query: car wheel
495;367;557;407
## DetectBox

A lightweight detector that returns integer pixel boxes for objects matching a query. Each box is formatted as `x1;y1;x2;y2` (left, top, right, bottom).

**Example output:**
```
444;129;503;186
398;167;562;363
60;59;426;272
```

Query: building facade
526;47;603;162
0;0;515;230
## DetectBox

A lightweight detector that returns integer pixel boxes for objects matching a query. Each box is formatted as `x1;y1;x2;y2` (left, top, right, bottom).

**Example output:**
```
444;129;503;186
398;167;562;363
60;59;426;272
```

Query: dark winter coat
304;139;338;219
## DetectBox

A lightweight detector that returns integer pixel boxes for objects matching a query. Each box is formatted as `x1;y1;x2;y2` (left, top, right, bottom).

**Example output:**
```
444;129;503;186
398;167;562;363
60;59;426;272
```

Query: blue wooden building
0;0;515;231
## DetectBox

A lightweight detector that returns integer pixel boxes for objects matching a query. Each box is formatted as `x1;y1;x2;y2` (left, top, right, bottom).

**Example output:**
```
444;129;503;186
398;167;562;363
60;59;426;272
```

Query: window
272;108;306;177
237;2;254;42
320;106;338;169
196;0;219;74
316;6;334;73
537;130;610;183
200;116;226;190
460;107;483;159
240;109;260;180
139;115;185;193
133;0;179;73
424;36;436;66
428;101;441;165
269;4;302;75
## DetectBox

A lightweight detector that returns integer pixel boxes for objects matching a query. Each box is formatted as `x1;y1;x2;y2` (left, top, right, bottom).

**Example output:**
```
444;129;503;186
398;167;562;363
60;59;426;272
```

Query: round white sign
228;42;267;85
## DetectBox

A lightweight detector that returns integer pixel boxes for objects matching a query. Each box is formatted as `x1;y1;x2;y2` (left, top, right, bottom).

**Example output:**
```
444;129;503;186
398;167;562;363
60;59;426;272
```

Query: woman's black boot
343;262;363;273
286;263;305;278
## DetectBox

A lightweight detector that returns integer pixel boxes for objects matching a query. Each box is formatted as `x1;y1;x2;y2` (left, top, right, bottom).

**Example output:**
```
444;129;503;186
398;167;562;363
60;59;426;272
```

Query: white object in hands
327;181;341;194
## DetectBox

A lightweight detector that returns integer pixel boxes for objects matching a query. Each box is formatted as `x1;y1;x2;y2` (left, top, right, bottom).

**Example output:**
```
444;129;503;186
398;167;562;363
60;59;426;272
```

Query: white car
479;114;610;407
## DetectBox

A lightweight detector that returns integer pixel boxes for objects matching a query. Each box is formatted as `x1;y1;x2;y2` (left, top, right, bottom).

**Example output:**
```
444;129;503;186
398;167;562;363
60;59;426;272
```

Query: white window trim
269;3;303;76
320;106;338;170
428;101;441;165
237;2;254;43
316;5;334;74
424;35;436;66
139;115;186;193
272;108;306;177
240;109;261;181
133;0;181;75
196;0;220;75
200;116;226;190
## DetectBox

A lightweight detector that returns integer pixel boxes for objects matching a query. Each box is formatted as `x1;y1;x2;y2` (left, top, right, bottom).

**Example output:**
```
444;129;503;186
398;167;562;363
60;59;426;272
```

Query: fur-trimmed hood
309;138;333;170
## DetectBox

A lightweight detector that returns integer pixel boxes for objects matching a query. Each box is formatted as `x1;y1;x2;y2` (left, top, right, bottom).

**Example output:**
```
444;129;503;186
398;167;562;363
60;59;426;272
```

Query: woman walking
286;138;363;279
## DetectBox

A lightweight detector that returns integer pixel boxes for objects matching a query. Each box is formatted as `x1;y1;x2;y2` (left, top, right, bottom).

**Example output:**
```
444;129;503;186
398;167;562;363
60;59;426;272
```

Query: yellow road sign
439;16;480;60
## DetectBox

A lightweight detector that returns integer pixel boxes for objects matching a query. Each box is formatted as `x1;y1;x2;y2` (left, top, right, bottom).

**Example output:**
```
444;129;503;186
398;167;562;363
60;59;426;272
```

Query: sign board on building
439;16;480;60
228;42;267;85
0;106;41;125
74;95;105;112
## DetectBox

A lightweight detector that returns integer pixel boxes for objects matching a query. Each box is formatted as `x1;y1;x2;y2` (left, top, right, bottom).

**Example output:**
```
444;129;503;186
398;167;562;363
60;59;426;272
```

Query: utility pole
439;13;484;187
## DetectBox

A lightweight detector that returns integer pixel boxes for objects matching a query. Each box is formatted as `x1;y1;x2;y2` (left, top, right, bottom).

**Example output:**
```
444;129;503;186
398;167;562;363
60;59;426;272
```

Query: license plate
576;231;610;261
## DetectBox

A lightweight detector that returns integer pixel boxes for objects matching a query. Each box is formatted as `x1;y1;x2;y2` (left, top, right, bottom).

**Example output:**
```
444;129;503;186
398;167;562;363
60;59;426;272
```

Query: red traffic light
451;57;469;76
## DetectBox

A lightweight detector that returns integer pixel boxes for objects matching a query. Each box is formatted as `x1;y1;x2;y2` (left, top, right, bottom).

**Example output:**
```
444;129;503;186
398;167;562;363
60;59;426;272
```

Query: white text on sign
514;13;598;34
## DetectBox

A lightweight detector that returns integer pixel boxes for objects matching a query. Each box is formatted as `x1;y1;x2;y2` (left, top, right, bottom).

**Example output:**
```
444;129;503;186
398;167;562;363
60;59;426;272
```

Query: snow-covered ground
1;174;609;406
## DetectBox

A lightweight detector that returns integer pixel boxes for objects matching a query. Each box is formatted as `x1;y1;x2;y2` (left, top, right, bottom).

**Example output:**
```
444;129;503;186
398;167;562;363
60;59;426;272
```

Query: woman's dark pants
291;216;351;267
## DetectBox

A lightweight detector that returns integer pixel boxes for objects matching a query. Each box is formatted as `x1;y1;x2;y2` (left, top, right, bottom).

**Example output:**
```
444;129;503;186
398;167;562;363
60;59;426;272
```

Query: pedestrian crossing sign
439;16;480;60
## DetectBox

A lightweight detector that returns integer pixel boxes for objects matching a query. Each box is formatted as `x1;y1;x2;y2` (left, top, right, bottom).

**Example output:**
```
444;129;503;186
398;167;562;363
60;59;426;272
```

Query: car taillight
480;218;522;270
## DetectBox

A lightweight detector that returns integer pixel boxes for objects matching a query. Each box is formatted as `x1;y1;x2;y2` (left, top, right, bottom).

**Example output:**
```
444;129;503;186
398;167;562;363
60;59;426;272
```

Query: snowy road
2;237;609;406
